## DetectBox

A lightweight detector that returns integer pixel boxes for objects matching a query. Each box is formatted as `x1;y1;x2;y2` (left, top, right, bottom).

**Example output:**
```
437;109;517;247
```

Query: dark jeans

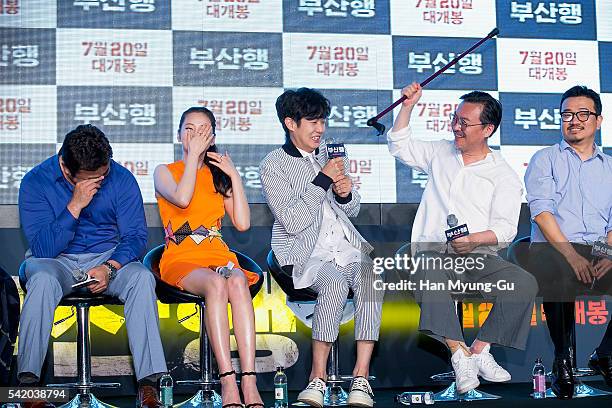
528;243;612;358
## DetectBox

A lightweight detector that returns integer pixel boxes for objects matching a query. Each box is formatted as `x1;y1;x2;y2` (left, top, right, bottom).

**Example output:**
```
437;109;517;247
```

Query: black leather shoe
589;350;612;387
551;357;574;399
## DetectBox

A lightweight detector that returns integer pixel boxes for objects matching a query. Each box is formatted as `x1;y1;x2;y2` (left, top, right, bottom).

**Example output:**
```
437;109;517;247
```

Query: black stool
266;250;371;407
507;237;612;399
143;244;264;408
18;262;121;408
394;243;501;402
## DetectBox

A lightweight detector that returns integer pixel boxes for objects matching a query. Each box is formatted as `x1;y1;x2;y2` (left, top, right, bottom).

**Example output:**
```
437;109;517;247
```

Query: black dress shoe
589;350;612;387
551;357;574;399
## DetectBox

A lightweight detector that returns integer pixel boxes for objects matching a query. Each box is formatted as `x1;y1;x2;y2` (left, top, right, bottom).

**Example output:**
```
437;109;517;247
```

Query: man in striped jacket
260;88;382;408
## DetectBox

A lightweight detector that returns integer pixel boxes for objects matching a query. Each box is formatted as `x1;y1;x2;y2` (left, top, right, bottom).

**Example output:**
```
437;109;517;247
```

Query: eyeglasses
560;110;598;123
449;113;489;131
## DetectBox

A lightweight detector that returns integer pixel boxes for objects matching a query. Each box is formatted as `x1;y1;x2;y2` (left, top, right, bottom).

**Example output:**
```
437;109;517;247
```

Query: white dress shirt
387;125;523;253
295;146;362;288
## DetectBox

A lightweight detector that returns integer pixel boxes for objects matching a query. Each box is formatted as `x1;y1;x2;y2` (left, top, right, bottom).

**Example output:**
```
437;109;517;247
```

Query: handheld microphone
325;141;347;178
445;214;469;241
592;237;612;260
590;237;612;290
326;143;346;159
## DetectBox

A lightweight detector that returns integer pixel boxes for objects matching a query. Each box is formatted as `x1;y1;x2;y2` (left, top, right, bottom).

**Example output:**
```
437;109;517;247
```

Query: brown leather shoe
137;384;163;408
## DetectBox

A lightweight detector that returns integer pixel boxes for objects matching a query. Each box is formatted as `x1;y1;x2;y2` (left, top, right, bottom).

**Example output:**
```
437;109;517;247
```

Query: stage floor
101;382;612;408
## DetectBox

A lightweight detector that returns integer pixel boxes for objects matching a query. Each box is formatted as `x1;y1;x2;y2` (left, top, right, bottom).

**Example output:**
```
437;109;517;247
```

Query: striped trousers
309;255;382;343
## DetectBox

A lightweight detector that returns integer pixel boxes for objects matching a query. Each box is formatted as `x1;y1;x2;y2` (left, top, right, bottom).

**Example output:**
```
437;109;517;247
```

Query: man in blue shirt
18;124;166;407
525;86;612;399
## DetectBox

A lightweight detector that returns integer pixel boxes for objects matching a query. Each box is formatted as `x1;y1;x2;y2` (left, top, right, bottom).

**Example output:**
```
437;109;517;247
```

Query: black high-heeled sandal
240;372;265;408
219;370;245;408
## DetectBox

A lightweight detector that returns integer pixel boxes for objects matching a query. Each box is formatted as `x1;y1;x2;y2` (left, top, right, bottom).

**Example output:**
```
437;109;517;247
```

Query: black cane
367;28;500;136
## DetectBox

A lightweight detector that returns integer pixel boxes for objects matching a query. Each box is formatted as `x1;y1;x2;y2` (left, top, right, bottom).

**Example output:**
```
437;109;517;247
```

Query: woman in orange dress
154;107;263;408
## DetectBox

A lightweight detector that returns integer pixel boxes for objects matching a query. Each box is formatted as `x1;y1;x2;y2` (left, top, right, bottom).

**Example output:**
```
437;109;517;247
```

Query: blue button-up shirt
18;155;147;265
525;140;612;243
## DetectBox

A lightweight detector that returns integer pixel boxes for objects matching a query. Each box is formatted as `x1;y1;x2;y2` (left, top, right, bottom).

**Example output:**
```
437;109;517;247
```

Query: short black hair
275;88;331;139
59;124;112;176
560;85;602;115
460;91;502;136
178;106;217;135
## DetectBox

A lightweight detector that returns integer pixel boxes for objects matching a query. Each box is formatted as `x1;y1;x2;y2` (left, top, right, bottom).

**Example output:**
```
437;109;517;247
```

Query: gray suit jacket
259;139;373;284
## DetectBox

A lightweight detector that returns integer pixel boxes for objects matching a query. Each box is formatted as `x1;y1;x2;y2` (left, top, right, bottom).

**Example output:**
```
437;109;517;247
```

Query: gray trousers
18;248;167;381
309;255;382;343
412;253;537;350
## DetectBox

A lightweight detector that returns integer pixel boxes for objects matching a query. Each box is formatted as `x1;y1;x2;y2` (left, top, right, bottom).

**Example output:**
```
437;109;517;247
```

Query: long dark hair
178;107;232;197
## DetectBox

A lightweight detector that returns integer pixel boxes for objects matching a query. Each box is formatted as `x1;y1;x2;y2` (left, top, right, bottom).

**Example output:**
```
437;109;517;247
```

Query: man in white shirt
260;88;382;408
388;82;537;394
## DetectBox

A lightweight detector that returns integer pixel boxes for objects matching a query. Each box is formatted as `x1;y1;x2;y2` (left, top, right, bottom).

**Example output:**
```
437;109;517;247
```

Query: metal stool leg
293;339;349;407
176;304;222;408
48;304;120;408
324;339;348;407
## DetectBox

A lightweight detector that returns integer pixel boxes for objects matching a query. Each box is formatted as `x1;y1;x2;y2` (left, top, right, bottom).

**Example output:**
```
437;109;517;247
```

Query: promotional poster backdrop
1;0;611;206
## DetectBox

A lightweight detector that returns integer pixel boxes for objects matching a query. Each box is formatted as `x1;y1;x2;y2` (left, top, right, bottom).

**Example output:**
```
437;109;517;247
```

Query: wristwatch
102;261;118;281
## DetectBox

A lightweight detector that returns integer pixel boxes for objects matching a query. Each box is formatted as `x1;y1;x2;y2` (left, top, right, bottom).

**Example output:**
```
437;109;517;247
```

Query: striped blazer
259;139;373;286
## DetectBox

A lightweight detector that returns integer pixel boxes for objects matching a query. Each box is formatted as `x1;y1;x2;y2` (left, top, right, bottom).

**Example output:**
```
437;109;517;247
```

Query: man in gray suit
260;88;382;408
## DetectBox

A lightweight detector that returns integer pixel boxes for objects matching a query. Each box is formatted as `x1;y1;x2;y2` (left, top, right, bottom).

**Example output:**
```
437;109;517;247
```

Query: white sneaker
472;345;512;382
451;348;480;394
347;376;374;408
297;377;326;408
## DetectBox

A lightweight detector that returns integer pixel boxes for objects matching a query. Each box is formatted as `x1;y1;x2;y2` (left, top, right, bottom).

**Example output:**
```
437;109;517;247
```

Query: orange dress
157;161;259;290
